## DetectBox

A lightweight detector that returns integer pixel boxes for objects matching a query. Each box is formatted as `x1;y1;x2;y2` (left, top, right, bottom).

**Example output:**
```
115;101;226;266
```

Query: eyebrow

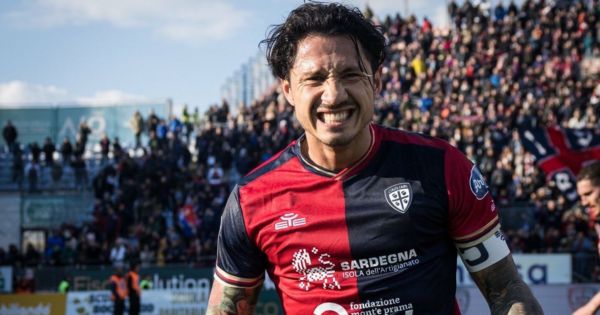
299;65;366;78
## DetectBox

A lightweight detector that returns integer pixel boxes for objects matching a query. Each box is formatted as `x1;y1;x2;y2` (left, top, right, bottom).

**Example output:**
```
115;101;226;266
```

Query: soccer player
207;3;542;314
573;161;600;315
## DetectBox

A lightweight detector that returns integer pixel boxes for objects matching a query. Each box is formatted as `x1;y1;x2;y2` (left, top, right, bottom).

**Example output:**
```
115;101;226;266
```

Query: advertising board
457;253;571;286
0;266;12;293
0;293;66;315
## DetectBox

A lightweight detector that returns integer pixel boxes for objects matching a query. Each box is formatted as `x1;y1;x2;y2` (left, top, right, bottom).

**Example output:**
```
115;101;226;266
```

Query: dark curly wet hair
260;2;387;80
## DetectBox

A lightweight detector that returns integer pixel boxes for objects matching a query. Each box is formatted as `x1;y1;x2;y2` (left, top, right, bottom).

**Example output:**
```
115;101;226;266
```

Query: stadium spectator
29;142;41;164
59;137;73;165
2;120;18;154
22;243;41;267
181;105;194;143
139;244;155;268
6;244;21;267
78;121;92;148
26;161;40;193
42;137;56;166
146;110;159;137
11;143;24;188
130;111;144;149
99;134;111;164
73;135;85;159
50;162;63;185
109;238;128;269
72;155;88;191
113;137;123;162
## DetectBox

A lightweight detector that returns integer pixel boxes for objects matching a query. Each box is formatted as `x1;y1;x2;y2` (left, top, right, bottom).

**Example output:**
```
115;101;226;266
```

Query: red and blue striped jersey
215;124;500;315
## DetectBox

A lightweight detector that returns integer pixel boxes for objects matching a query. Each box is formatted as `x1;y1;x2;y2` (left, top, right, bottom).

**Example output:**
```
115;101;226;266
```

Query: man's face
282;34;381;150
576;179;600;215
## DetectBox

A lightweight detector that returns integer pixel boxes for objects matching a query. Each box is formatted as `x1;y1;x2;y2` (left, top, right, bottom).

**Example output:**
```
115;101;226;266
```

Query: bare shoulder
206;279;263;315
470;255;544;315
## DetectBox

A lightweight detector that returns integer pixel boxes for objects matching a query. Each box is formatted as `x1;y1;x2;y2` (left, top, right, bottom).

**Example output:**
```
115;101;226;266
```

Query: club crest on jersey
384;183;413;213
469;166;489;200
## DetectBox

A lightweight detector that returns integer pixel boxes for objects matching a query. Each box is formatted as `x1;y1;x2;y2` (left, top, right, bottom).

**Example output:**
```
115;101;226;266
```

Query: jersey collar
293;124;381;180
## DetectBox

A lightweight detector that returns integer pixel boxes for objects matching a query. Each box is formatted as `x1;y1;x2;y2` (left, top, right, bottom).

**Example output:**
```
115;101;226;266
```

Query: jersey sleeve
215;185;266;287
444;145;510;272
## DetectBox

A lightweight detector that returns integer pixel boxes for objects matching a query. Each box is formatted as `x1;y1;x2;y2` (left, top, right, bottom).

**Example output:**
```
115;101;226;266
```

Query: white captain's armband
456;227;510;273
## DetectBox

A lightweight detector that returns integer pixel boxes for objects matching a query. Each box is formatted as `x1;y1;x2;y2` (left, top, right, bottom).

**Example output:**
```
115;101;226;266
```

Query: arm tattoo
470;256;543;315
206;282;262;315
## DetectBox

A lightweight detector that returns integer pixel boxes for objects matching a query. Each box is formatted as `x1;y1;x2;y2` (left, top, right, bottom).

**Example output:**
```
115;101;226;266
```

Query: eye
341;72;368;83
304;75;326;85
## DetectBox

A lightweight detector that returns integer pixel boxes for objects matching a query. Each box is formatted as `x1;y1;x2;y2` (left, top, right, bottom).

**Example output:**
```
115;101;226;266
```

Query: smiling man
206;3;542;314
576;162;600;223
573;161;600;315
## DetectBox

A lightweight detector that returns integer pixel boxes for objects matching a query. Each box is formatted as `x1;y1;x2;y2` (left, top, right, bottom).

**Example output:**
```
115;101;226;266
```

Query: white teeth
322;111;350;123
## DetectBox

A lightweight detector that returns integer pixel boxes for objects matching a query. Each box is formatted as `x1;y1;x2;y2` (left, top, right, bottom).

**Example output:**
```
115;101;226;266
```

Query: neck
302;126;372;172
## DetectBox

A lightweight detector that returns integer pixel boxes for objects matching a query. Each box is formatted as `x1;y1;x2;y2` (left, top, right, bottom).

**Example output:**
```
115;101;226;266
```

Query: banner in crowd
0;102;168;149
66;289;205;315
0;293;66;315
35;265;215;292
0;266;12;293
21;193;94;229
519;126;600;201
36;253;573;293
65;288;282;315
0;284;596;315
457;253;571;286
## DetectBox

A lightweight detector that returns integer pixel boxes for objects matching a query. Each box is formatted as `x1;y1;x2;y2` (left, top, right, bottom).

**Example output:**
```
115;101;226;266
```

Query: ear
372;65;383;94
281;78;295;107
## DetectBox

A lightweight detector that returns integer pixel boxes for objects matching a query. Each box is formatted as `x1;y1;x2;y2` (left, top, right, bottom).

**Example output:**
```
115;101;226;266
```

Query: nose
321;77;348;106
581;197;589;207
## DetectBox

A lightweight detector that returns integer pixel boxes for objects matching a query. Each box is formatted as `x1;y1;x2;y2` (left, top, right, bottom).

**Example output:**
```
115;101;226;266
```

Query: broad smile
316;108;355;125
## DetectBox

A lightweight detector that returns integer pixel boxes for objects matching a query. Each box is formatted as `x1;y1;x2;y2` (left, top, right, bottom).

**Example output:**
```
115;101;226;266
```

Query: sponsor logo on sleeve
469;166;489;200
384;183;413;213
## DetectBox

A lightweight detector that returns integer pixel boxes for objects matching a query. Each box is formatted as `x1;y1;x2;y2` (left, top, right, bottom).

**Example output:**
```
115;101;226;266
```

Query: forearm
483;278;540;315
586;292;600;310
573;292;600;315
471;256;543;315
206;279;262;315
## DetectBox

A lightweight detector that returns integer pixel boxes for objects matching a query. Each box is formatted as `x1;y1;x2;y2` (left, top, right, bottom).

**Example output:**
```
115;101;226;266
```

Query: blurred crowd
1;0;600;281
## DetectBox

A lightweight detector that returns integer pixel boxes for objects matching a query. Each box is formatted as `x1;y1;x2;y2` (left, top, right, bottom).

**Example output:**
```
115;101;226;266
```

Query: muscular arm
470;255;543;315
206;279;263;315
